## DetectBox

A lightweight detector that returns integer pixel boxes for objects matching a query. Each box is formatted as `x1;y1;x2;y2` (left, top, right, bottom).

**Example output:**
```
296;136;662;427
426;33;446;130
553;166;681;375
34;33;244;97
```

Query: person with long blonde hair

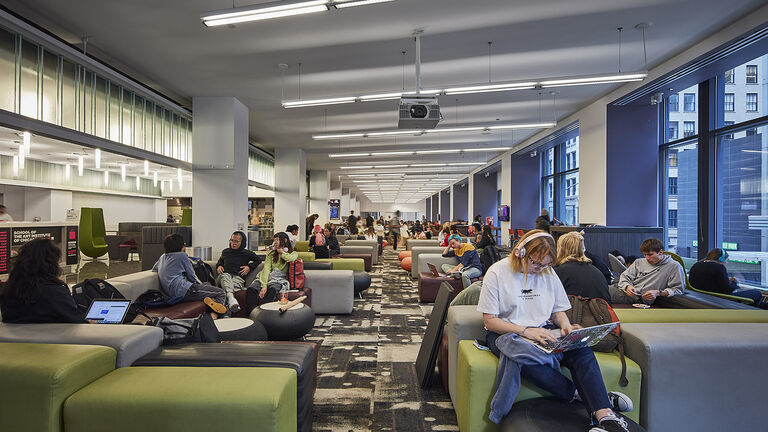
477;229;632;430
553;231;611;302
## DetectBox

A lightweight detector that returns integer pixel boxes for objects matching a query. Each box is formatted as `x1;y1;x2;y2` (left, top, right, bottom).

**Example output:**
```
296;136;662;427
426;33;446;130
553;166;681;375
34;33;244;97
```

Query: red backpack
288;259;305;290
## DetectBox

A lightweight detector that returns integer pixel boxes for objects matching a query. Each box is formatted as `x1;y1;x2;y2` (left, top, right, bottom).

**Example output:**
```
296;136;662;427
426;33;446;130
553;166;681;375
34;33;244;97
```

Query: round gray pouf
500;397;646;432
214;317;267;341
353;270;371;295
249;301;315;341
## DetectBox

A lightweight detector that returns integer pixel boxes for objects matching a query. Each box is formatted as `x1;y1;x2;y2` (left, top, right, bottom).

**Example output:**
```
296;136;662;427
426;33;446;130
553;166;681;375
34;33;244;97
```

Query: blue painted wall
425;197;431;217
510;154;540;229
473;171;498;224
431;193;440;221
440;189;450;223
606;104;659;226
452;182;468;221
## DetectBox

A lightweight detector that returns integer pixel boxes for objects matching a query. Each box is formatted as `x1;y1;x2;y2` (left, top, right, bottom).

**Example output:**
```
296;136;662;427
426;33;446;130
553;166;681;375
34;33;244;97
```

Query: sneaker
229;301;241;314
607;391;633;413
589;415;630;432
203;297;227;314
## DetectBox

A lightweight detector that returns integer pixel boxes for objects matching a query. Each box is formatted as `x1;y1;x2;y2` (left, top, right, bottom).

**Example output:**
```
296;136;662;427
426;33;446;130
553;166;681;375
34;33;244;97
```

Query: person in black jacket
689;248;764;305
323;227;341;256
0;238;86;323
553;231;611;302
348;211;358;235
476;225;496;249
585;250;614;285
310;225;330;259
216;231;262;313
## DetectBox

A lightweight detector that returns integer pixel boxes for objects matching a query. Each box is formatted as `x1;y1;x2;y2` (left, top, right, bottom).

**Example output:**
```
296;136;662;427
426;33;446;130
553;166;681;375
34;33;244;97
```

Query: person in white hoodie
610;238;686;305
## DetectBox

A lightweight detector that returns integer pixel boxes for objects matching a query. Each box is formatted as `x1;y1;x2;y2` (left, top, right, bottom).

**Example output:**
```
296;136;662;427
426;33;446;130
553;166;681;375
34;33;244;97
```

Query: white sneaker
607;391;633;413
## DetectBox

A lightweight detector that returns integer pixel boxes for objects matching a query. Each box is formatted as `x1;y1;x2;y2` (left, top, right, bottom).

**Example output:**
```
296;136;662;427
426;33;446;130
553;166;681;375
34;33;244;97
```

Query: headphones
513;232;554;258
717;248;728;262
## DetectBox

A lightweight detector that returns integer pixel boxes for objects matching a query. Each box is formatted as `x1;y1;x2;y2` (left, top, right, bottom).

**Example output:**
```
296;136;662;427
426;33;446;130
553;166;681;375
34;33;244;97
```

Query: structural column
500;155;512;241
274;148;307;239
192;97;249;259
309;170;330;227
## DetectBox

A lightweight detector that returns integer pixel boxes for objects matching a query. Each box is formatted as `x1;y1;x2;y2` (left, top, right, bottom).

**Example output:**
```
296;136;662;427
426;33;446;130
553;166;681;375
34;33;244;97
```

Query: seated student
324;227;341;256
285;224;299;248
246;232;298;312
478;229;632;431
610;238;686;305
215;231;262;313
442;234;483;288
310;225;330;259
0;238;86;323
476;225;496;249
438;226;451;246
153;234;227;317
689;248;764;305
553;232;611;303
364;226;377;241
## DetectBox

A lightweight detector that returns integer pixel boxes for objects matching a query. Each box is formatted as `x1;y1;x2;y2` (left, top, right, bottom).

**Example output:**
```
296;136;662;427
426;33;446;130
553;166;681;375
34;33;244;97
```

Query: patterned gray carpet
308;248;458;431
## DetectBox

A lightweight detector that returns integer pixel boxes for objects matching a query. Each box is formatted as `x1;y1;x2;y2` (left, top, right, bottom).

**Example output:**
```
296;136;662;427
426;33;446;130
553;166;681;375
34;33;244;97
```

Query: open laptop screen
85;299;131;324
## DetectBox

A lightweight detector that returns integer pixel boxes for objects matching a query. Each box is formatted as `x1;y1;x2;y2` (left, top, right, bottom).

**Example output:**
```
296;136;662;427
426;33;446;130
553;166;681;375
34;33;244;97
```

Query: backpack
288;259;305;290
134;289;180;308
480;245;502;275
71;278;138;323
147;314;220;345
565;295;628;387
191;258;216;285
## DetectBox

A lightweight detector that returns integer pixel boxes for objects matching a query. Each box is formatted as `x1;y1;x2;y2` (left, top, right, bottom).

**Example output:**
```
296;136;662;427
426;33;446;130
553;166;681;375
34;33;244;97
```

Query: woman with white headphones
477;229;633;432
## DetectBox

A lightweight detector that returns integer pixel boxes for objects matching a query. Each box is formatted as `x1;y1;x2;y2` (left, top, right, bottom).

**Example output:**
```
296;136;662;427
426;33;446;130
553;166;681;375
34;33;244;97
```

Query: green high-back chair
79;207;109;258
664;251;754;305
180;208;192;226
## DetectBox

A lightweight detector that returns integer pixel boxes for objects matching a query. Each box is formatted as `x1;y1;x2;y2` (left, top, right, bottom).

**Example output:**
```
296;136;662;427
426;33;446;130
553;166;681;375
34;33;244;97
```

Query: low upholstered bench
315;257;365;272
333;253;372;271
418;272;481;302
133;341;316;432
63;366;297;432
0;343;117;432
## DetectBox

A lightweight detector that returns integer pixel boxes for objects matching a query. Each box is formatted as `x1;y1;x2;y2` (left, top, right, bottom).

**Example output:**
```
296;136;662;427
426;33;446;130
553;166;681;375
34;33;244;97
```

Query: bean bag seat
398;251;412;261
214;318;268;342
383;240;388;247
401;257;412;272
353;270;372;295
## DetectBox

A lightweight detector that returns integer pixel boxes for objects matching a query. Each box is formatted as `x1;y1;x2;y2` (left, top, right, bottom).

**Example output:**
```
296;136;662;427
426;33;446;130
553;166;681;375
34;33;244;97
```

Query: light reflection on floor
63;258;143;285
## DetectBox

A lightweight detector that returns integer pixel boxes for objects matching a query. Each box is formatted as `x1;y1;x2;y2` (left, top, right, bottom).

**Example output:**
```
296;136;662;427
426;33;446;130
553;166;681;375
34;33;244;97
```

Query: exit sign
722;242;738;250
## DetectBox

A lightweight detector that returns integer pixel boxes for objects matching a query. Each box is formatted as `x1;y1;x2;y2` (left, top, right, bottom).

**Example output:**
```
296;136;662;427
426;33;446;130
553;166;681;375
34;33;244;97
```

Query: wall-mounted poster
329;199;340;220
65;226;78;265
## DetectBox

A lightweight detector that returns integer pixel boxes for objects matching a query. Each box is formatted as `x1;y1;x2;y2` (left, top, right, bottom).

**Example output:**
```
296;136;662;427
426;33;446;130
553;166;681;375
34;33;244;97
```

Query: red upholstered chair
401;257;412;272
398;251;411;261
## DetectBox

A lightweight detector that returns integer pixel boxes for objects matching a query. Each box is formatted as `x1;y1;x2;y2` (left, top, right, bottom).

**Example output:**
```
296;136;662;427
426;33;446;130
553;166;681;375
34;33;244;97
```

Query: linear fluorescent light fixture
335;0;396;8
284;72;647;108
314;122;554;140
201;0;329;27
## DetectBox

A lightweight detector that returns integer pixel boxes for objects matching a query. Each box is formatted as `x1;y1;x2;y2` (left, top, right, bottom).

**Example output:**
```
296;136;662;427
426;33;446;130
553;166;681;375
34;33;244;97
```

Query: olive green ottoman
455;340;641;432
294;241;310;252
0;342;116;432
315;257;365;271
64;367;297;432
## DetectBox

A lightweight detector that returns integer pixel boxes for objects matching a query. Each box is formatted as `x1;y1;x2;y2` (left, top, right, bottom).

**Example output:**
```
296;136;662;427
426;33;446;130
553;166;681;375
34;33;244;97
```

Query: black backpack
147;314;221;345
480;246;502;275
191;259;216;285
71;278;138;323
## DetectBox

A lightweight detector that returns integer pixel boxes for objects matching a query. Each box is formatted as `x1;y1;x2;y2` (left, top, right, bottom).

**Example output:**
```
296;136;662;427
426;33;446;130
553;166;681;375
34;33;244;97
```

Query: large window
684;93;696;112
746;93;758;112
684;121;696;137
668;94;679;112
724;93;735;112
0;25;192;163
668;121;679;140
746;65;758;84
540;129;579;225
662;141;698;259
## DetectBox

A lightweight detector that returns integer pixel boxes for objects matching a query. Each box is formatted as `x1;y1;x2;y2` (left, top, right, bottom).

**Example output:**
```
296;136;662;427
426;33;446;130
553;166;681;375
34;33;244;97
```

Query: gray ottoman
214;317;267;341
250;302;315;341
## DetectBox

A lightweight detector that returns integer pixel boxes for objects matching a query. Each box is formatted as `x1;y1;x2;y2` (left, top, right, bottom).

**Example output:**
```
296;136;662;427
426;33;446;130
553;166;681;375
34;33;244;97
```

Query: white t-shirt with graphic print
477;259;571;328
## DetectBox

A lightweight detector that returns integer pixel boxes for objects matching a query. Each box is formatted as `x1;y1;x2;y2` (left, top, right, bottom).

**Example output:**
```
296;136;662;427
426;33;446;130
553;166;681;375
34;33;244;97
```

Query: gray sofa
117;222;178;259
621;322;768;431
410;246;451;278
406;239;440;250
0;322;162;368
342;239;379;264
445;305;486;406
416;253;459;279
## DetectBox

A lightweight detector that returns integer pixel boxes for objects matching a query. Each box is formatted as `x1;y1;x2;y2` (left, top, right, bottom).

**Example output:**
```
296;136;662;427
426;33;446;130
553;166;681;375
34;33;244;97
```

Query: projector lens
410;104;428;118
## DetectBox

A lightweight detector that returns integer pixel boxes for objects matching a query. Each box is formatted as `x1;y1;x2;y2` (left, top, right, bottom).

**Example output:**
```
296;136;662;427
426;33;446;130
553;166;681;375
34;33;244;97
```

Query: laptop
85;298;132;324
427;262;461;279
522;322;618;354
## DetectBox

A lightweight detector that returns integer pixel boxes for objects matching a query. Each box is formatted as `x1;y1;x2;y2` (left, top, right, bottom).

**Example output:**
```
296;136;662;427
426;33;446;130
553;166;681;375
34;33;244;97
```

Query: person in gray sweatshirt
610;238;686;305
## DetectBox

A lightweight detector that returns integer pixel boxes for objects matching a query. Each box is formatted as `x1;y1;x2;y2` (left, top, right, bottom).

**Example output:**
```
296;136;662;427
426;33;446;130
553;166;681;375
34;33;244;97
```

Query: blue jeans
487;331;612;417
441;264;482;288
732;288;764;305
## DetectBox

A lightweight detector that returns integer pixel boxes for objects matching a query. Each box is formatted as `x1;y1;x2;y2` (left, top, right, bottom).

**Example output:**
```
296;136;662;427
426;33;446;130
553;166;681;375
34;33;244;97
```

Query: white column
449;183;455;221
340;187;350;217
500;155;511;244
192;97;249;259
274;148;307;239
309;170;330;227
467;174;475;223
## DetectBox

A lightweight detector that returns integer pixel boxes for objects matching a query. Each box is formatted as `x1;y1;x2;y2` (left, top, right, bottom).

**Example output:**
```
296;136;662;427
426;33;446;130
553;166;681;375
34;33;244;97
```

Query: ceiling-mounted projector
398;94;440;129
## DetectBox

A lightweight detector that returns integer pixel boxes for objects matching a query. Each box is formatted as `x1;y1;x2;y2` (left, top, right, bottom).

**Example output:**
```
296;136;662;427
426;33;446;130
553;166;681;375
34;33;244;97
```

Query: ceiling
2;0;765;202
0;126;192;186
